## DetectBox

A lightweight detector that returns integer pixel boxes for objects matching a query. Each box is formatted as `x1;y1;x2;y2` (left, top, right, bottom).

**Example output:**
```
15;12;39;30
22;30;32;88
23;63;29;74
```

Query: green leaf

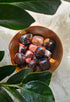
64;0;70;2
5;87;26;102
0;51;5;61
0;0;61;15
0;65;16;81
7;68;32;84
0;4;35;30
12;0;61;15
21;80;55;102
23;70;52;85
0;87;13;102
0;0;38;2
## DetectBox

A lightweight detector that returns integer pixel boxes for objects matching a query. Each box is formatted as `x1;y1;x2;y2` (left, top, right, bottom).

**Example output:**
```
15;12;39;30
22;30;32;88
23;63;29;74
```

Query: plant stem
0;83;26;102
0;83;23;89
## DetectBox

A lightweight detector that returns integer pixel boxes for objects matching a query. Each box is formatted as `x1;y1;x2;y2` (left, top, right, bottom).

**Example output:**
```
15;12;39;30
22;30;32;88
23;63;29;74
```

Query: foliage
0;51;55;102
0;51;4;61
64;0;70;2
0;0;61;30
0;0;62;101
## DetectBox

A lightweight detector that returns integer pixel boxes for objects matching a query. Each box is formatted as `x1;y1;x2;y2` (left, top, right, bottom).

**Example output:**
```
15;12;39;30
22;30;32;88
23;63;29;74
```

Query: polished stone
20;33;33;45
45;49;52;58
29;44;38;52
32;35;44;46
44;38;56;52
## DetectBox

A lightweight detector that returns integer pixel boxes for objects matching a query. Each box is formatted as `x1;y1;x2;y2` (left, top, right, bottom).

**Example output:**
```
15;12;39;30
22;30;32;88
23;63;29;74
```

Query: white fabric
0;1;70;102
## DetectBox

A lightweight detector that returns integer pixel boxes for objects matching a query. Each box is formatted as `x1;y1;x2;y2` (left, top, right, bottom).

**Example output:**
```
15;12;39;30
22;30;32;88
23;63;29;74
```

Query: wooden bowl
9;26;63;72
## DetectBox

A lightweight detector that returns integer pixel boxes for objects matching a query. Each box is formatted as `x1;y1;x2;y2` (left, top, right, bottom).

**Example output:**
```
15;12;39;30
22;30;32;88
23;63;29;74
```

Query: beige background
0;0;70;102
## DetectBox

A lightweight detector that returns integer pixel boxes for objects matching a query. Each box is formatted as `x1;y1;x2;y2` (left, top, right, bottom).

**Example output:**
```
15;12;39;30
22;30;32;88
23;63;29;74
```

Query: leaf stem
0;83;23;89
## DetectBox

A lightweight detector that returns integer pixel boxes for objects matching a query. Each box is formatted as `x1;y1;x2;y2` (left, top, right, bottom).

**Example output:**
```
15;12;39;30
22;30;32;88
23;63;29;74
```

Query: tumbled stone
29;44;38;52
35;47;45;59
49;58;56;64
32;35;44;46
20;33;33;45
19;43;27;53
39;58;50;71
14;52;26;65
25;50;33;56
28;60;37;71
45;49;52;58
44;38;56;52
25;50;33;63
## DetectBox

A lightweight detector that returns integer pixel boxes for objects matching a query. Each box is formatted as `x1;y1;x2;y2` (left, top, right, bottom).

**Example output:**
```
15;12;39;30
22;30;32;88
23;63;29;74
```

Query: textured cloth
0;1;70;102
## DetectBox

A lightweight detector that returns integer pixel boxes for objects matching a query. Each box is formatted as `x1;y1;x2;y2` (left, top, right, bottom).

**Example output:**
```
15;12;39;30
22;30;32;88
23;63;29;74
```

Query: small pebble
25;50;33;63
29;44;38;52
44;38;56;52
35;47;45;59
39;58;50;70
14;53;26;65
32;35;44;46
28;60;37;71
45;49;52;58
20;33;33;45
19;43;27;53
49;58;56;64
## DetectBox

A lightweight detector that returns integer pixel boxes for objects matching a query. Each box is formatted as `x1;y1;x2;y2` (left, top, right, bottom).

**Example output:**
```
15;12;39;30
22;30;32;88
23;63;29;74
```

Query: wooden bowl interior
9;26;63;72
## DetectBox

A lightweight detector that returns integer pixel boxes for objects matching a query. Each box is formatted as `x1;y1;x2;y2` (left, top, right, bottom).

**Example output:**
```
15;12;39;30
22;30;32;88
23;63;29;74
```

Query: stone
49;58;56;64
39;58;50;71
25;50;33;63
35;46;45;59
29;44;38;52
20;33;33;45
14;52;26;65
32;35;44;46
19;43;27;53
45;49;52;58
28;60;37;71
44;38;56;52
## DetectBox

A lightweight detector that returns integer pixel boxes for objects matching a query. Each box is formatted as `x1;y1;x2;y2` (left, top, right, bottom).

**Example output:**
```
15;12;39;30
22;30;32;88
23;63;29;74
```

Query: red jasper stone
29;44;38;52
25;50;33;63
19;43;27;53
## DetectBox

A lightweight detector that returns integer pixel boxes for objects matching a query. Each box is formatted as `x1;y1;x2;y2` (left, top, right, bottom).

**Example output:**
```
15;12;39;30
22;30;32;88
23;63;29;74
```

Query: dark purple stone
44;38;56;52
35;47;45;59
14;53;26;65
20;34;32;45
28;60;37;71
39;58;50;70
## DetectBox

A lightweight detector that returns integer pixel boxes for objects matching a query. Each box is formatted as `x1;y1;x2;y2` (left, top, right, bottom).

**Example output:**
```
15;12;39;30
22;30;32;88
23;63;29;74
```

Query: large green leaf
0;4;35;30
12;0;61;15
0;51;5;61
0;0;61;15
7;68;32;84
0;65;16;81
0;87;13;102
64;0;70;1
5;87;26;102
21;80;55;102
22;70;52;85
0;0;39;2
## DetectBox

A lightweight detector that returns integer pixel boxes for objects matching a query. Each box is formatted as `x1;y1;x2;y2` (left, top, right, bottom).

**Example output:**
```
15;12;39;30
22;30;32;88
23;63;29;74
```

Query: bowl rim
9;25;63;72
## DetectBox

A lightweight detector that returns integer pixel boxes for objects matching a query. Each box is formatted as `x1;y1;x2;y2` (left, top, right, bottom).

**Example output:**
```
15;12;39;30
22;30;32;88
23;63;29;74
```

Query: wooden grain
9;26;63;72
